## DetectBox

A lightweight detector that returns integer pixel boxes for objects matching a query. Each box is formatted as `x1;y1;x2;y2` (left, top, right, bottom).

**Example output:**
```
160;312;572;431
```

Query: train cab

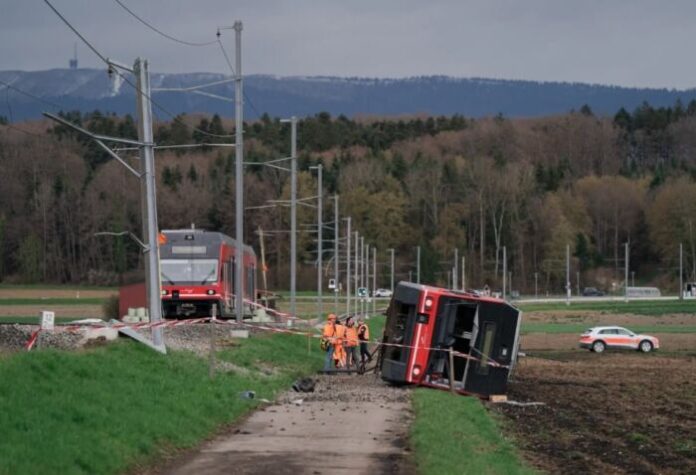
379;282;522;397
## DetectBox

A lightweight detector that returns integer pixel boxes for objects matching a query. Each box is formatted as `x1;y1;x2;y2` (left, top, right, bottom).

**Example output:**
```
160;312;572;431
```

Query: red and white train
159;229;257;318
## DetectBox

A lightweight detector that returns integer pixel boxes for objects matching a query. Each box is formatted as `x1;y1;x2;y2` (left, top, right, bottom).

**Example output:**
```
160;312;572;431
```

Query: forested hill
2;102;696;292
3;68;696;120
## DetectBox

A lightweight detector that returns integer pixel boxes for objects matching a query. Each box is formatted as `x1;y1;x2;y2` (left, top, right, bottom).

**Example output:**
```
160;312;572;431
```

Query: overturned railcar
379;282;521;397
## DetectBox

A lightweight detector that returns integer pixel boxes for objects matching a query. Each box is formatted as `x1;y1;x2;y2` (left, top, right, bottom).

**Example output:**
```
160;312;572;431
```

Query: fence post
448;348;456;394
209;306;217;380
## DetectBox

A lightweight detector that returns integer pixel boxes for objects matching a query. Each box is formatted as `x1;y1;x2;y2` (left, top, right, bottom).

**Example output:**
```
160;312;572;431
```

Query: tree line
1;102;696;293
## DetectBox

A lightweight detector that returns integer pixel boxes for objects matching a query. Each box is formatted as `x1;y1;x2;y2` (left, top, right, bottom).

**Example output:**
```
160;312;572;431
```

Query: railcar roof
162;229;255;255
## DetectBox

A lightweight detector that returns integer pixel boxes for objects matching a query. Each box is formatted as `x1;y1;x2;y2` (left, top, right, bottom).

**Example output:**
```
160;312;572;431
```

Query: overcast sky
1;0;695;89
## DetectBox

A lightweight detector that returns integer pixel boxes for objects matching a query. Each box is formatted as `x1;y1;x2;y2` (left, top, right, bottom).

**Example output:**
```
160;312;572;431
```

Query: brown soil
0;305;103;318
0;289;116;299
495;352;696;474
521;332;696;351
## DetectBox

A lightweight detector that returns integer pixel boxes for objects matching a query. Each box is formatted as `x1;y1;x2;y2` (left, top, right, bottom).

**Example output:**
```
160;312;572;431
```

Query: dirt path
163;374;414;475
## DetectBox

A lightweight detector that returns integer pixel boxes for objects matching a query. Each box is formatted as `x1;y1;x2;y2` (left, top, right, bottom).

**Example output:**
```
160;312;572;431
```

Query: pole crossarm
43;112;141;177
152;77;236;93
43;112;145;146
243;161;289;172
94;231;147;251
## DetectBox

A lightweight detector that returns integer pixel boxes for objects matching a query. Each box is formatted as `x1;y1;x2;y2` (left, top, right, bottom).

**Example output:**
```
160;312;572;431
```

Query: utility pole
289;117;297;318
631;271;635;288
354;231;359;315
534;271;538;299
680;243;684;300
313;164;323;320
566;243;571;306
453;248;459;289
134;57;163;348
359;236;364;315
624;241;629;303
416;246;421;284
461;256;466;291
502;246;507;300
372;247;377;316
333;195;339;315
389;248;395;292
576;271;580;297
233;21;244;323
365;243;369;316
345;217;351;315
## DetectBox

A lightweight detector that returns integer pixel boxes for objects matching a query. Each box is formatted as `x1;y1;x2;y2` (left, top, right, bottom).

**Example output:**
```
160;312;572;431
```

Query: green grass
518;299;696;315
0;333;323;475
521;323;696;334
410;389;535;475
0;298;105;306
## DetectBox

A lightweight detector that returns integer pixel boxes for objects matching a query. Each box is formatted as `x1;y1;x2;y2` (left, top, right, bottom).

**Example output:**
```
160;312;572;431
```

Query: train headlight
207;289;215;295
424;297;434;310
161;290;168;296
412;365;422;377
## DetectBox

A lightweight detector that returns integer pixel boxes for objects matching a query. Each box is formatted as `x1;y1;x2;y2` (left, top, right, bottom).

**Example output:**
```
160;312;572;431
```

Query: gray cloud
0;0;694;88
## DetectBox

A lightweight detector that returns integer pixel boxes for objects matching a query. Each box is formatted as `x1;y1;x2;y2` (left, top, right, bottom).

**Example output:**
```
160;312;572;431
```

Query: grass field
0;298;105;306
517;299;696;315
521;323;696;334
410;389;535;475
0;333;323;475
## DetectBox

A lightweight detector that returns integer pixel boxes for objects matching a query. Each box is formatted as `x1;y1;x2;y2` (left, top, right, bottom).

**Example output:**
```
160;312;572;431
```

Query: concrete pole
565;243;571;304
680;243;683;300
389;248;395;292
354;231;359;315
534;272;538;299
360;236;364;315
316;164;323;320
233;21;244;323
576;271;580;297
372;247;377;316
625;241;629;303
416;246;421;284
462;256;466;291
364;243;369;315
134;58;163;348
333;195;339;315
453;248;458;289
502;246;507;300
290;117;297;318
345;217;351;316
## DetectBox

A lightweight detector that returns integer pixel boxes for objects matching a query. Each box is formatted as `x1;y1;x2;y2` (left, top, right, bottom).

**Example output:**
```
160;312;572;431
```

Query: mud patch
495;352;696;474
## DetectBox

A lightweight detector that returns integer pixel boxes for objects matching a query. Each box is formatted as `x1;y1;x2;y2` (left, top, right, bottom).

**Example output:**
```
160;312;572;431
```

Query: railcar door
380;283;421;384
462;301;520;396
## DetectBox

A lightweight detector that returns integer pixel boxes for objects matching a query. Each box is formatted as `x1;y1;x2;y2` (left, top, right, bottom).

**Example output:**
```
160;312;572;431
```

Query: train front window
161;259;219;284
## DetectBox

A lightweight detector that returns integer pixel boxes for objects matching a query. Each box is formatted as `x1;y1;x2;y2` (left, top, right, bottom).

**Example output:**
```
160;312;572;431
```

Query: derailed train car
379;282;522;397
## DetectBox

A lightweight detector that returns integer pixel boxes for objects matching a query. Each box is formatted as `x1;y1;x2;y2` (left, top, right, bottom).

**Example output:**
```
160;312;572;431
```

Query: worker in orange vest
344;317;359;368
333;317;347;368
357;317;371;364
323;313;337;371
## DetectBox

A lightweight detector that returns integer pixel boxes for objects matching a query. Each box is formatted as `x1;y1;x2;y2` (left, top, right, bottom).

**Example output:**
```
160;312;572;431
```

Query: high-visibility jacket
323;323;336;339
345;326;359;347
333;324;347;367
357;323;370;341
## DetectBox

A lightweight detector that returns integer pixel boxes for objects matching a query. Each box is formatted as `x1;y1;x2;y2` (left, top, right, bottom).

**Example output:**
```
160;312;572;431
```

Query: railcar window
477;322;496;376
384;301;412;362
160;259;218;284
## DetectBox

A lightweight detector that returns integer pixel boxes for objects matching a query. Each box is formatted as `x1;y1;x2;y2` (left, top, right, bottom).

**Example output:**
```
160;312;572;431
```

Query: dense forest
2;102;696;294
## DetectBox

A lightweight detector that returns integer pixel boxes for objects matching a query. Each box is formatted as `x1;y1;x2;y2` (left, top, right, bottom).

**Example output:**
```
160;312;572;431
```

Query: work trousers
360;342;370;363
323;344;335;371
345;345;359;368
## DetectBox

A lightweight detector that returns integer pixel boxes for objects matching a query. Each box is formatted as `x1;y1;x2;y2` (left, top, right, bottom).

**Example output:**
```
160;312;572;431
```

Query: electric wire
216;36;263;119
113;0;218;47
43;0;236;140
0;78;64;111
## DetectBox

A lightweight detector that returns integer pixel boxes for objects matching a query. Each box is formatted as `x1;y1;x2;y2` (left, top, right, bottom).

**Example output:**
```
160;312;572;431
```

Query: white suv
373;288;393;298
579;326;660;353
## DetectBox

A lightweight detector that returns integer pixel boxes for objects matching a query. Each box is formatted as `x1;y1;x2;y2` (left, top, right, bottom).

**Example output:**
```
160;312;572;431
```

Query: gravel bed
0;324;83;351
278;373;411;405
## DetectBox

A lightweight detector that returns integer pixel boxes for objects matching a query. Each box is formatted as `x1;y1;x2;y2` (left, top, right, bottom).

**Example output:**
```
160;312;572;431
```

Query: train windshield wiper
200;268;216;284
161;272;175;285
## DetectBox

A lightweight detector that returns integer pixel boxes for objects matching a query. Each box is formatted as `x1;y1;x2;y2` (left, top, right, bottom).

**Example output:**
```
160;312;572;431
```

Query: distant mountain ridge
2;68;696;121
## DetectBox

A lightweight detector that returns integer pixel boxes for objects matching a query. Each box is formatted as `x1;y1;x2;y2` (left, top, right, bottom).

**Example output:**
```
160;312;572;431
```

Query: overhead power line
216;36;262;119
43;0;236;140
0;78;64;111
113;0;218;47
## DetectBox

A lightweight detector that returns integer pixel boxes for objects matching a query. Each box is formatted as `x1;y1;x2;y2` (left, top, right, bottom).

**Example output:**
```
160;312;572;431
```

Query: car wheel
639;340;653;353
592;340;606;353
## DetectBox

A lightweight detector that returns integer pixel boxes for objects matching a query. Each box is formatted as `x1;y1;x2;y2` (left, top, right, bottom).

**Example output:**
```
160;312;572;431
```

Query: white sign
328;278;336;290
40;311;55;330
358;287;368;298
